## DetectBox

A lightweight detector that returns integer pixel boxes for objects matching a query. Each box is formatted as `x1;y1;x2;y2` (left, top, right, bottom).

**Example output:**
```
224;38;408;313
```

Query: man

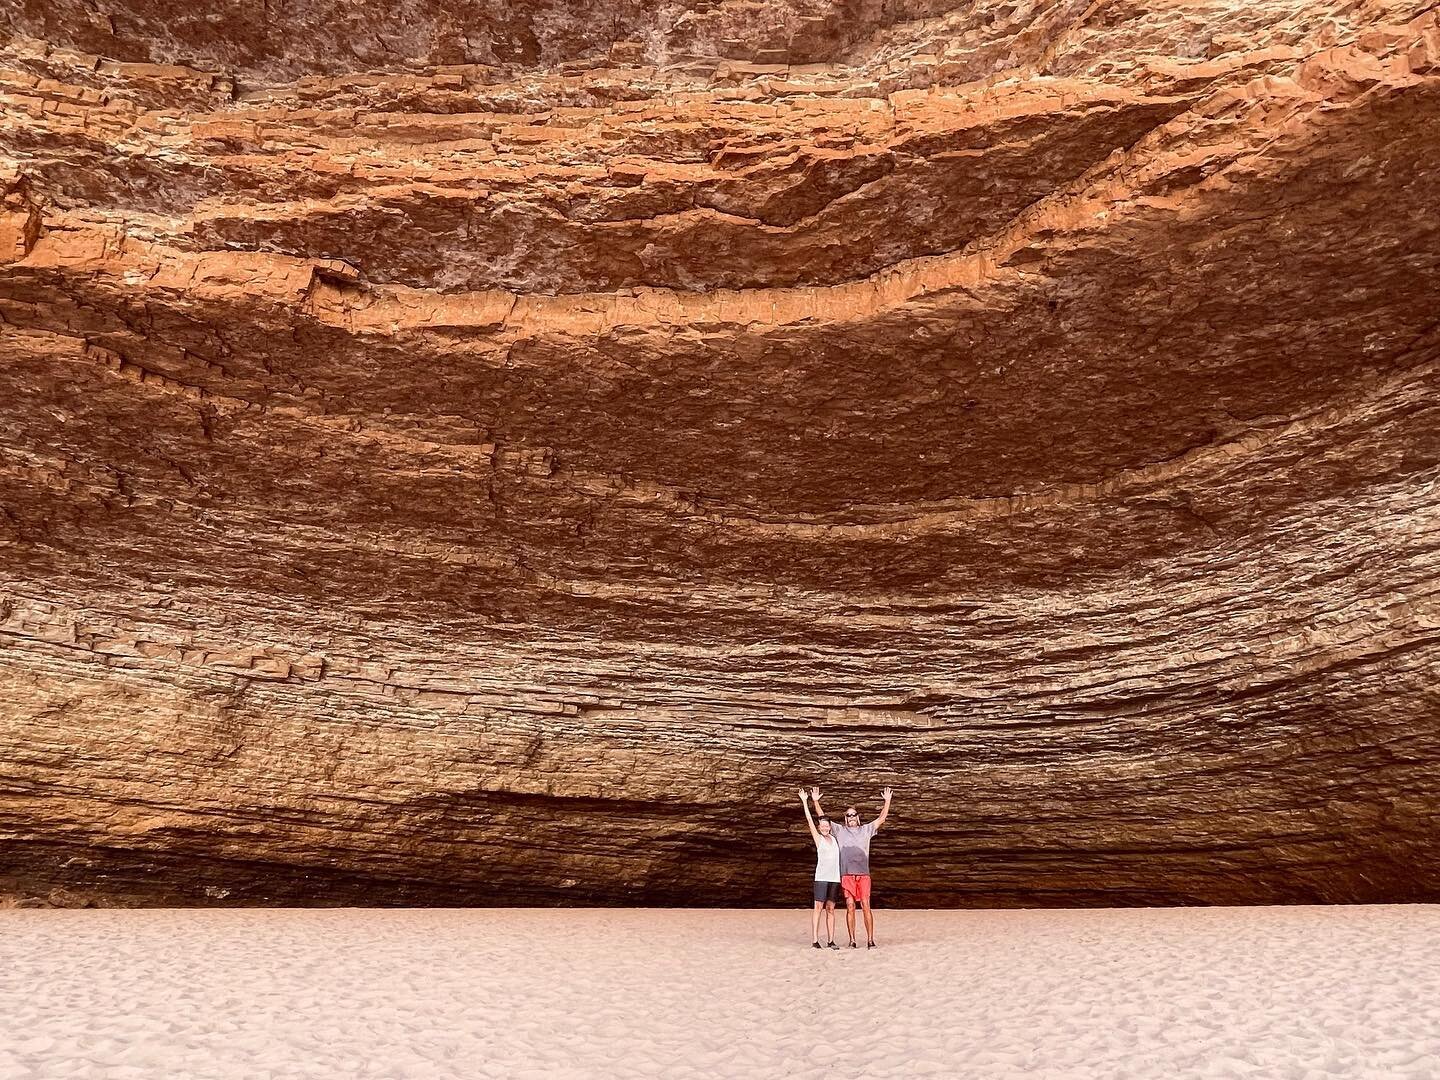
809;785;892;948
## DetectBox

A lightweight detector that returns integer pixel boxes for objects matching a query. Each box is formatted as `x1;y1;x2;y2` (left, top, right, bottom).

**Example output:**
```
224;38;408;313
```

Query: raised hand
810;785;822;802
798;787;808;801
882;786;893;802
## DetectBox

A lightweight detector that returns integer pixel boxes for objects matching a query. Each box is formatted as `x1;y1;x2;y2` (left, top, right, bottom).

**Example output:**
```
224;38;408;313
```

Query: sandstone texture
1;0;1439;907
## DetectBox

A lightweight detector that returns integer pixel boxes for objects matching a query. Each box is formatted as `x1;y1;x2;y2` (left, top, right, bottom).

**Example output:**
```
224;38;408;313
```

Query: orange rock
0;2;1438;908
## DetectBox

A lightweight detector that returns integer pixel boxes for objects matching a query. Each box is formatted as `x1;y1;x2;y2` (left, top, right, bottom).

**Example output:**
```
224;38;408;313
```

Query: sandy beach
2;904;1437;1079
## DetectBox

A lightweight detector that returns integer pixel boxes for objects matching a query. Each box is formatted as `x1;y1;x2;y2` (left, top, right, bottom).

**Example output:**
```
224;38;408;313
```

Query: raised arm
810;786;825;819
872;787;894;831
799;788;821;843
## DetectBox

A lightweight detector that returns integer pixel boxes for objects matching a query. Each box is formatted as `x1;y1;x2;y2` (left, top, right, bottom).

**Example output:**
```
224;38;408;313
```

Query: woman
799;787;842;949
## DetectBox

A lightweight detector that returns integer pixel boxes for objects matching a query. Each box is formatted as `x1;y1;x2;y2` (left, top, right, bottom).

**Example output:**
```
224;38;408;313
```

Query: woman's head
817;816;833;836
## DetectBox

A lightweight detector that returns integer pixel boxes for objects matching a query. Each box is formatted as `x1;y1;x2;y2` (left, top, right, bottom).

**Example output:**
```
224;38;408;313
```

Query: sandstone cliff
2;0;1438;906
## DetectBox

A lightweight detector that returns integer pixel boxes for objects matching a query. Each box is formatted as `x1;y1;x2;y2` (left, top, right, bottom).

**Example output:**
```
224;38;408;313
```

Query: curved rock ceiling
2;0;1439;906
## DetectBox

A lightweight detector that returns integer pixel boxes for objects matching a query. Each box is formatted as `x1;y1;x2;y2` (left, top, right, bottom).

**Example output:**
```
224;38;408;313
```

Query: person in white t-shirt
799;788;842;949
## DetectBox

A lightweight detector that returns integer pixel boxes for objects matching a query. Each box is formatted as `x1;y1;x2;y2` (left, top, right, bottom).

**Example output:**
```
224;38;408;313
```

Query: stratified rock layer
2;0;1438;907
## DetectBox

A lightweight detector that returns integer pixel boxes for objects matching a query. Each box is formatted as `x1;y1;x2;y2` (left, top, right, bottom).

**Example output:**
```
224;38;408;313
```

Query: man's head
844;807;860;827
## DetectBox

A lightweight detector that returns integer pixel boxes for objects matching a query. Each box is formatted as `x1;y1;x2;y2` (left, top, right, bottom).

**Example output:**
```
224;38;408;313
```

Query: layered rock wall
2;0;1439;905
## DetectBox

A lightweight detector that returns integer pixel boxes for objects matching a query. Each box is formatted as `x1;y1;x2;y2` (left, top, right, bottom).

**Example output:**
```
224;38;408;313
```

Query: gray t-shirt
830;821;878;876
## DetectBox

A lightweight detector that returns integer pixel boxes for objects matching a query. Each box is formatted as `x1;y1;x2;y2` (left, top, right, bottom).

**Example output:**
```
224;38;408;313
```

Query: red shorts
841;874;872;904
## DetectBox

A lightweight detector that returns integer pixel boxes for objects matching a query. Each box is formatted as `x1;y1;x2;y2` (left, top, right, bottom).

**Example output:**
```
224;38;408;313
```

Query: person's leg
860;875;876;945
844;896;857;944
825;900;836;944
812;900;823;944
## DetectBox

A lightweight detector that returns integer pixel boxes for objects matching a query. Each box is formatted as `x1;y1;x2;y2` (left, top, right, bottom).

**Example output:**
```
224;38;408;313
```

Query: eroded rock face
2;0;1439;907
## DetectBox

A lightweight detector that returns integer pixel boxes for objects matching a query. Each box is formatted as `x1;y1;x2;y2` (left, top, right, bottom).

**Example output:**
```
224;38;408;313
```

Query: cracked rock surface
1;0;1439;907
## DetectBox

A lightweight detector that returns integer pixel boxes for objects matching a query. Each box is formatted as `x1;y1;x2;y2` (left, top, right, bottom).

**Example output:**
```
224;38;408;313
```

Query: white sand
2;905;1437;1079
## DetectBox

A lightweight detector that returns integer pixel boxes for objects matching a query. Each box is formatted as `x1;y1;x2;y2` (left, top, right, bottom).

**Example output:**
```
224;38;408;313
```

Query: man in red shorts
810;785;892;948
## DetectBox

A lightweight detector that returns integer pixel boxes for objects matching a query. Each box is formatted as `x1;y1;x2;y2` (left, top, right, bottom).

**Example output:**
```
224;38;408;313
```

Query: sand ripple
2;905;1438;1078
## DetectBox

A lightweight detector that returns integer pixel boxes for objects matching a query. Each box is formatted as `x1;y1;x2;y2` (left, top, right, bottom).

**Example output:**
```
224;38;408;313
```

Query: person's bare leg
861;898;875;945
811;901;823;944
845;897;857;944
825;901;836;943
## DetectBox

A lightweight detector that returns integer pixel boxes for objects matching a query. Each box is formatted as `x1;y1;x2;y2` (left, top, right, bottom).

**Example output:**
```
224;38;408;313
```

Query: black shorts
813;880;842;903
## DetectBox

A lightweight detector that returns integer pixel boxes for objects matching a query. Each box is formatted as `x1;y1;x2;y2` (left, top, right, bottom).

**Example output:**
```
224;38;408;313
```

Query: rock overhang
1;0;1438;907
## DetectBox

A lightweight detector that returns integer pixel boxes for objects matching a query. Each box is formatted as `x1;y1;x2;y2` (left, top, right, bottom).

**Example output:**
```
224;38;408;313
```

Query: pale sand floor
2;905;1438;1079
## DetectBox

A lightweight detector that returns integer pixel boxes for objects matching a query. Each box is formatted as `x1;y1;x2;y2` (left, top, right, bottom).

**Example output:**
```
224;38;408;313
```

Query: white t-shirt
814;834;841;882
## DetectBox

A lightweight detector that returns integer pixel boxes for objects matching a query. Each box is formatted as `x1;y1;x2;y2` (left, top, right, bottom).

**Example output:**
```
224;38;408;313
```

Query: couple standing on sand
799;785;893;950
